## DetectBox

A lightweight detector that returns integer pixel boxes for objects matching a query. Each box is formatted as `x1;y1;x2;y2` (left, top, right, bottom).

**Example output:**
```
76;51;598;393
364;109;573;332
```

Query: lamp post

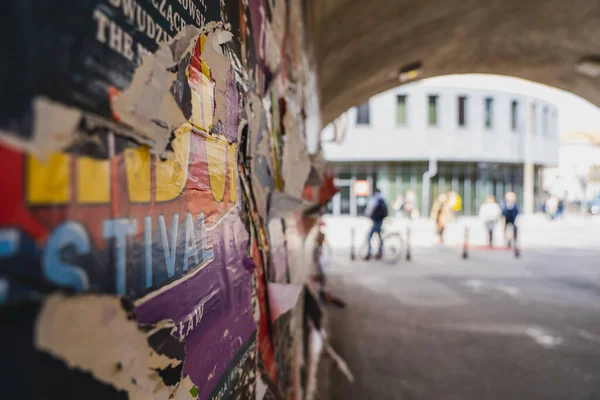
422;157;438;217
523;101;535;214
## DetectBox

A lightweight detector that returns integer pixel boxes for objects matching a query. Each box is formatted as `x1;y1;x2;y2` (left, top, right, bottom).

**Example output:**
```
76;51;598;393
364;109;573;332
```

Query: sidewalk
322;214;600;251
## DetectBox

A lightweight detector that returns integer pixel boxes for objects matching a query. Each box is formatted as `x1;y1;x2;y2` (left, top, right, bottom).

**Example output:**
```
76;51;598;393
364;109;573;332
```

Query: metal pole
523;102;535;214
422;158;438;218
514;225;520;259
462;226;469;259
350;226;355;260
406;226;411;261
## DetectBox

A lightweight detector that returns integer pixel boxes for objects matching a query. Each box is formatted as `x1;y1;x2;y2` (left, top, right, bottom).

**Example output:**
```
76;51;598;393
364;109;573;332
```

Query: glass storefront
329;162;536;216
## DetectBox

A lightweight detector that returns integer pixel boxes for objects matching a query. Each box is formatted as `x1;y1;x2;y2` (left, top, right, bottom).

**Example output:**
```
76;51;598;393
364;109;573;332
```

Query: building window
356;102;370;125
484;97;493;129
458;96;467;127
530;103;537;134
397;95;407;125
511;100;518;132
428;95;438;126
543;106;549;136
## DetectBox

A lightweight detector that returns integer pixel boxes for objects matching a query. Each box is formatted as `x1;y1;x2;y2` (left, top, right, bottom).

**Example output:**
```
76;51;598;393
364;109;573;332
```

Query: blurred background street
321;215;600;400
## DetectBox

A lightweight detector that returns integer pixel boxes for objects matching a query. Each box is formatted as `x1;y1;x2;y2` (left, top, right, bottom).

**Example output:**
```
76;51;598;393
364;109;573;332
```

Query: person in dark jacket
502;192;519;248
364;189;388;260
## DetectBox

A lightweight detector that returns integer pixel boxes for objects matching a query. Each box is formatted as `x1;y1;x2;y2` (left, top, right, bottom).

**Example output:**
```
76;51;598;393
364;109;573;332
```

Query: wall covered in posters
0;0;327;399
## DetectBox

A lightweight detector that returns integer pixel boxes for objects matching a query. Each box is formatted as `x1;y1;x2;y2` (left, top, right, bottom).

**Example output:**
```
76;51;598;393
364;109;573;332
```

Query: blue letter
158;214;179;278
103;218;137;295
183;213;199;271
197;212;214;263
144;216;152;288
43;222;90;292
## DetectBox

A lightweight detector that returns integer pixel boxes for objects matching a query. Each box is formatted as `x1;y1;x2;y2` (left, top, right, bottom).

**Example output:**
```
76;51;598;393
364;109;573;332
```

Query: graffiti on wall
0;0;326;399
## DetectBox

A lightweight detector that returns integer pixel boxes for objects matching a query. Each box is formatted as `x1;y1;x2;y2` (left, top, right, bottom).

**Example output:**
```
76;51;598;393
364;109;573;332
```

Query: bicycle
358;217;407;264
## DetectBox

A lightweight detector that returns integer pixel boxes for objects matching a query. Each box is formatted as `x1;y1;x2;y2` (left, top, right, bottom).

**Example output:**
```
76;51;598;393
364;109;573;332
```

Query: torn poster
0;119;254;399
0;0;325;399
0;0;220;143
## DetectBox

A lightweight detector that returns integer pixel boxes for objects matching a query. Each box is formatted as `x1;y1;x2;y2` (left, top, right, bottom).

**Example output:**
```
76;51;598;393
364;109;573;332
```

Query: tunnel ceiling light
398;61;422;83
575;57;600;78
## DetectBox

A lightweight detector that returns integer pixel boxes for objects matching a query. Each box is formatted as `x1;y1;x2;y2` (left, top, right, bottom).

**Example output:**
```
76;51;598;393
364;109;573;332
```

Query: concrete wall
311;0;600;124
324;81;560;166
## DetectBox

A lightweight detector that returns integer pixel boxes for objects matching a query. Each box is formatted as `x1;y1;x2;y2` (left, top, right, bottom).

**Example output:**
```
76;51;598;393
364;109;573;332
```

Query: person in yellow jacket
448;191;462;212
430;193;454;244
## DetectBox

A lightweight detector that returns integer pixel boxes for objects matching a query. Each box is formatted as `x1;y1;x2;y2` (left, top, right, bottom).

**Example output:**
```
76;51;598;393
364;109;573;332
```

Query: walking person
404;189;419;219
545;195;559;220
557;197;565;219
364;189;388;260
430;193;454;244
479;195;502;248
502;192;519;248
392;194;404;217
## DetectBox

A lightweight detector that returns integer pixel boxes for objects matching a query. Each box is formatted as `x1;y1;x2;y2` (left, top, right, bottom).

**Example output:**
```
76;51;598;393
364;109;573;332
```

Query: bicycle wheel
381;232;404;264
359;232;404;264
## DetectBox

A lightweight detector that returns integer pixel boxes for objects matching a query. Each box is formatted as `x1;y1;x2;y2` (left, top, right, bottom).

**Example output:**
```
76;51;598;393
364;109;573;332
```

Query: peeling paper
255;375;268;400
113;27;199;155
225;68;241;142
306;153;327;186
35;294;179;400
247;94;274;219
268;218;288;282
268;283;303;323
269;191;309;220
0;98;81;159
326;345;355;383
202;29;236;135
146;320;186;386
305;327;324;400
170;27;204;62
247;93;263;159
0;0;325;398
282;107;311;198
172;376;198;400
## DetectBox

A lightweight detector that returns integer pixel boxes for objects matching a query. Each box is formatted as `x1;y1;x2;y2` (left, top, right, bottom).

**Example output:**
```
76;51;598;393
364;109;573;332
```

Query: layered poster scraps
0;0;322;399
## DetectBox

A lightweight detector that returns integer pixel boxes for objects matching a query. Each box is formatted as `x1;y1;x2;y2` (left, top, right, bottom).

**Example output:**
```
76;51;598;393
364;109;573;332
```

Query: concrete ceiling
310;0;600;124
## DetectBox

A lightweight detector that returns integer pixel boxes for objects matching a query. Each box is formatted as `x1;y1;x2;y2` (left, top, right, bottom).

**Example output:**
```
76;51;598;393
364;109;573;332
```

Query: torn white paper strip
282;106;311;198
268;283;303;323
255;375;268;400
268;191;309;220
35;294;175;400
201;29;234;129
326;344;355;383
0;97;82;159
113;27;205;155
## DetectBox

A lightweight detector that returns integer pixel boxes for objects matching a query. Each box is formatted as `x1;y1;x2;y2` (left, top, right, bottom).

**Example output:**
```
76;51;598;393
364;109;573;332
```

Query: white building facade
544;131;600;203
323;79;560;216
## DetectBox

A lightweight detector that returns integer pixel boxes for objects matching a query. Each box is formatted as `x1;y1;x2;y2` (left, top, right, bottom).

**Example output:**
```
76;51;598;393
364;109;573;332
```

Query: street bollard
350;226;355;261
462;226;469;259
406;226;411;261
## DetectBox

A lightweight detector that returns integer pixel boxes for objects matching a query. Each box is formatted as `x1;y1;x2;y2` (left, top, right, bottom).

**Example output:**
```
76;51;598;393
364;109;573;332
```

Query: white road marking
361;276;467;308
494;284;520;298
442;323;563;349
464;279;484;292
463;280;521;298
573;329;600;344
525;327;563;348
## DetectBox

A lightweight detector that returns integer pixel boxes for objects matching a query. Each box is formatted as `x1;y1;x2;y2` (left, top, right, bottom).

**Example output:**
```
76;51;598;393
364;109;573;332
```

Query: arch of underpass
309;0;600;124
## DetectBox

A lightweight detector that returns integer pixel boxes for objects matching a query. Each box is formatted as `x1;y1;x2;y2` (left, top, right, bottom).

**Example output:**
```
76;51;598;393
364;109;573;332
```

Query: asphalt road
324;243;600;400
